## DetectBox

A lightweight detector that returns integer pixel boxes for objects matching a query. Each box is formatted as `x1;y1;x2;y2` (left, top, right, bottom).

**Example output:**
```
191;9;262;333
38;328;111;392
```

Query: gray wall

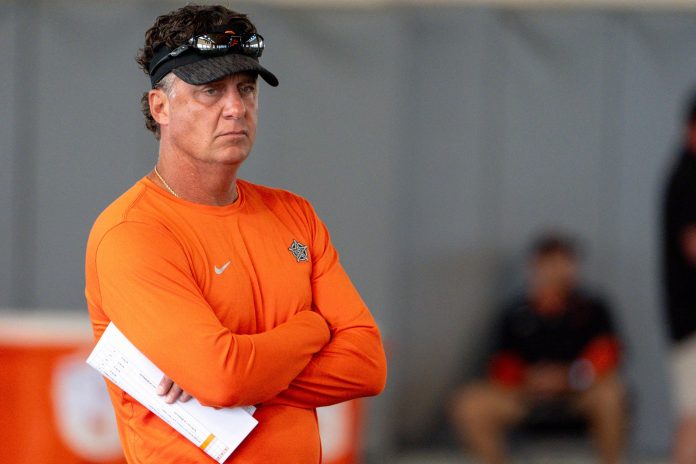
3;0;695;456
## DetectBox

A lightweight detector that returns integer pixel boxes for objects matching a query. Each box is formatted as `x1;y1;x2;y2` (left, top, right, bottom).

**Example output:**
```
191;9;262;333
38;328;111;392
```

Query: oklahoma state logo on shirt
288;240;309;263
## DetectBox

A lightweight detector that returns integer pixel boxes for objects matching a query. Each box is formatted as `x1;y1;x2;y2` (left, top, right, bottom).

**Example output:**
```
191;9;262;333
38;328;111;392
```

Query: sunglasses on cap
149;30;265;79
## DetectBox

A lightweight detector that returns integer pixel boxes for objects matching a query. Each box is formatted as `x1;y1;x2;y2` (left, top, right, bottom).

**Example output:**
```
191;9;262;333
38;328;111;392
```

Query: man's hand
157;375;192;404
524;363;570;399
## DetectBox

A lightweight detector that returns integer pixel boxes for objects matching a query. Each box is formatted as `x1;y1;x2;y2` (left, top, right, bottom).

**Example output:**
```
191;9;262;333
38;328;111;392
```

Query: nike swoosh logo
214;261;231;275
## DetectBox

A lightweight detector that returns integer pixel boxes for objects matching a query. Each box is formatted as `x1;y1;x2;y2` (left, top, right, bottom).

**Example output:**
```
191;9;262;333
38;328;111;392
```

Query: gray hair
155;73;176;98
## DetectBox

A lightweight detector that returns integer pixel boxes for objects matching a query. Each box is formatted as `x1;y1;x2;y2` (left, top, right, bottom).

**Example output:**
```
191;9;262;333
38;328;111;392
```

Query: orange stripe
200;433;215;451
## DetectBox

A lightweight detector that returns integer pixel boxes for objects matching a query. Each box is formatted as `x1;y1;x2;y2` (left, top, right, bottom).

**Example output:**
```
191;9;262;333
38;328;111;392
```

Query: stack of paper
86;323;258;463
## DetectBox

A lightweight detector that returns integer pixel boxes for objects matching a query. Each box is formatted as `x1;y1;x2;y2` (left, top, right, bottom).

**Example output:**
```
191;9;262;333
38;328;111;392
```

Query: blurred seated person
450;234;626;464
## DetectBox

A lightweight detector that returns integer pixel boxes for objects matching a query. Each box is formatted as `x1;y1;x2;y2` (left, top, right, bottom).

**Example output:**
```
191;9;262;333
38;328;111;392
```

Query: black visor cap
172;53;278;87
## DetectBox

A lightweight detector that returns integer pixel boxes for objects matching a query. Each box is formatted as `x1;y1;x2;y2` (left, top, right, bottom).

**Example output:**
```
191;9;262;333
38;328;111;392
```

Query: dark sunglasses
149;31;265;77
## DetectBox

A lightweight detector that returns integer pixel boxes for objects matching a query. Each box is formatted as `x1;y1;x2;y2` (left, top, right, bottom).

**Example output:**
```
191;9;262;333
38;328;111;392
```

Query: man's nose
222;89;246;119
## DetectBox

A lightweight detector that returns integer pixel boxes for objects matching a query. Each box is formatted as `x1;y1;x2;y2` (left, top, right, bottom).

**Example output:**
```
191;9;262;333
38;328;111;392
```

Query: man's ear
149;88;170;127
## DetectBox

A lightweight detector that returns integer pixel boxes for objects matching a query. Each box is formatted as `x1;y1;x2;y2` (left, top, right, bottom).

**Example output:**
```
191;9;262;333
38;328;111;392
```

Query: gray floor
384;441;668;464
389;450;668;464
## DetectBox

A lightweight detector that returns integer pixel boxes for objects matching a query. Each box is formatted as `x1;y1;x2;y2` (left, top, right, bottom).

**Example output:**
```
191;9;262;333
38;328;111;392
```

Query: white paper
86;322;258;463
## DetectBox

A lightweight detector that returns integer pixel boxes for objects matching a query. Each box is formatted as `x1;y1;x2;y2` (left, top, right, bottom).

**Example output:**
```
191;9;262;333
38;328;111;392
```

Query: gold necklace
153;166;179;198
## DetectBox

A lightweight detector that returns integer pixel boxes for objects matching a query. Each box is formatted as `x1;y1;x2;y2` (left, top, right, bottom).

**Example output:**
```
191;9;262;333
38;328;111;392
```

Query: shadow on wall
391;248;521;448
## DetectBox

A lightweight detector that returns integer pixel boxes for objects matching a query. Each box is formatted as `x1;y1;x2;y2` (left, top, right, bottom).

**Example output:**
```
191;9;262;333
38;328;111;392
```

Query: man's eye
240;85;256;95
202;88;219;96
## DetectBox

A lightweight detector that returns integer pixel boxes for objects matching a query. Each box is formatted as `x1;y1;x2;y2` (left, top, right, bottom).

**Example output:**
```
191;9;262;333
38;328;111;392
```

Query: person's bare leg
674;415;696;464
450;382;527;464
575;374;627;464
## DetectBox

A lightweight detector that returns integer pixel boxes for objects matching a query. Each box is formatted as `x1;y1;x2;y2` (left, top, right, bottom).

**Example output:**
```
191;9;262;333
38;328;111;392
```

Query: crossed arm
95;219;387;409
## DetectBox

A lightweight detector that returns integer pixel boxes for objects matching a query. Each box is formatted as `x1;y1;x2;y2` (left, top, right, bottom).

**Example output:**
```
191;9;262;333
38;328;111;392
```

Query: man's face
686;122;696;153
530;251;578;292
158;72;258;165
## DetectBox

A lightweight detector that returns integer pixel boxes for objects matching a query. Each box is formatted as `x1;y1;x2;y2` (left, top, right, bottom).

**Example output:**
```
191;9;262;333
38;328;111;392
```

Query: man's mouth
217;130;247;138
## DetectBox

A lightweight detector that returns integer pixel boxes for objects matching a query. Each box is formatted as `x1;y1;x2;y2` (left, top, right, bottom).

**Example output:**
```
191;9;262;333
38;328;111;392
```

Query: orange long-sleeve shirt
85;177;387;463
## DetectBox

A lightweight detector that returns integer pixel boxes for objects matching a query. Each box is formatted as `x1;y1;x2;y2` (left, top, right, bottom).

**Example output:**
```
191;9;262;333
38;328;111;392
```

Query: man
85;5;387;463
663;93;696;464
450;234;625;464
